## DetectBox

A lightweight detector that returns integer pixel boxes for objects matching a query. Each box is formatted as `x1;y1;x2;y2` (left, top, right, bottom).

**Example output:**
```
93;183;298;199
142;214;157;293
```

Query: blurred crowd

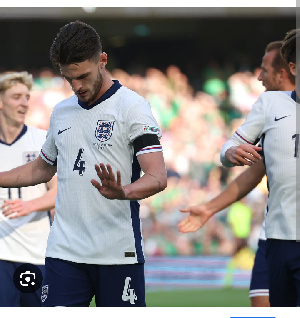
24;64;268;258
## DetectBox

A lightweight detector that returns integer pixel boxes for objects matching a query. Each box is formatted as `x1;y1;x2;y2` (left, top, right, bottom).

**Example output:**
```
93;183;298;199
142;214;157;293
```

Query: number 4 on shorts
122;277;137;304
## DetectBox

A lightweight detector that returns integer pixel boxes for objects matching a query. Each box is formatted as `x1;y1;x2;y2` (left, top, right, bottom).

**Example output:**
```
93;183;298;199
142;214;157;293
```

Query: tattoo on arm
146;173;161;191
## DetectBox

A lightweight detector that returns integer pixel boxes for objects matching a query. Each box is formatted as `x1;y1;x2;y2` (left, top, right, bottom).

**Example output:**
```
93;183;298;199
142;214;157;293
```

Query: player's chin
77;92;89;102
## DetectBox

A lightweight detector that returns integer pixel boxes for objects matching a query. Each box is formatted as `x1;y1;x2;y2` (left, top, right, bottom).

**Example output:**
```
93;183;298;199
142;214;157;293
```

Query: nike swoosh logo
274;115;291;121
58;127;71;135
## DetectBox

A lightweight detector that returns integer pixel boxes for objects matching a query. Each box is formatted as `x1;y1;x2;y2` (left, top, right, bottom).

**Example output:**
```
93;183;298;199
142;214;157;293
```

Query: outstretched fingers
116;170;122;186
106;164;116;182
178;217;198;233
94;164;103;180
91;178;102;191
178;217;189;229
94;163;114;183
99;163;110;180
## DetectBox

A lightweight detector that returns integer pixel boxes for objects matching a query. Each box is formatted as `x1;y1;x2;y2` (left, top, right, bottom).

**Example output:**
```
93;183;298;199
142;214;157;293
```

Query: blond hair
0;71;33;93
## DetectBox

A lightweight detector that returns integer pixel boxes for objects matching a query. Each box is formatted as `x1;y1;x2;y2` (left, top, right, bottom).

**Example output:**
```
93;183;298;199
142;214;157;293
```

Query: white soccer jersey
40;80;163;265
221;91;297;240
0;126;51;264
259;220;267;241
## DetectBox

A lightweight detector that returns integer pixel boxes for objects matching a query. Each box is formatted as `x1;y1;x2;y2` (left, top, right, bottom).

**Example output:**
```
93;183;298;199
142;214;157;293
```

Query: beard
77;67;104;105
87;67;104;105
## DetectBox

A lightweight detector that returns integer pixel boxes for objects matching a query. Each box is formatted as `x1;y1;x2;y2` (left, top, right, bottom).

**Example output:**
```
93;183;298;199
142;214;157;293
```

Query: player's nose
20;95;29;107
257;71;263;81
72;79;82;92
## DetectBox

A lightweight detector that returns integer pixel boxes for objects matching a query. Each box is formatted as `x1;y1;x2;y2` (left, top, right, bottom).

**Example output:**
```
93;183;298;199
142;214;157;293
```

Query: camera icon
20;271;36;286
13;264;43;293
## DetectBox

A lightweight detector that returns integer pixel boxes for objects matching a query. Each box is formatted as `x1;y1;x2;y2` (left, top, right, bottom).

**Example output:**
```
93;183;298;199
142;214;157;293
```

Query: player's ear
289;62;296;77
99;52;107;69
278;69;288;82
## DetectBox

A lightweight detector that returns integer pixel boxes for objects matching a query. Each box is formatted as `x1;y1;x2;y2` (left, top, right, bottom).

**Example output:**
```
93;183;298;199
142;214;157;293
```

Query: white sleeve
126;99;162;144
40;111;58;165
220;94;266;167
235;94;266;144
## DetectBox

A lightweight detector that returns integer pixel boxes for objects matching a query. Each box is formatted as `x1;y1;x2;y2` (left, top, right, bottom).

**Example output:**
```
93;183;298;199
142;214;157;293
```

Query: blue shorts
41;257;146;307
266;239;300;307
249;239;269;298
0;260;45;307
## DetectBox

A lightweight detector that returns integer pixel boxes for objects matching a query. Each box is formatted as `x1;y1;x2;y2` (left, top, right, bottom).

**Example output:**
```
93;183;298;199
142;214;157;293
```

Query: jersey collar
0;125;27;146
291;90;300;103
78;80;122;110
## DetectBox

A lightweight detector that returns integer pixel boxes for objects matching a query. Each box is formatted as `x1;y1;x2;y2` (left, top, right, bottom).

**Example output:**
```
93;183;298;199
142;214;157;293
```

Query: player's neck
0;117;24;144
281;82;295;91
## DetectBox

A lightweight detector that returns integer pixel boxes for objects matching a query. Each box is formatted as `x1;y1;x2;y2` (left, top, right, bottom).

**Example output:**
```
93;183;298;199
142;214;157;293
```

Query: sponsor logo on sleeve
143;125;160;134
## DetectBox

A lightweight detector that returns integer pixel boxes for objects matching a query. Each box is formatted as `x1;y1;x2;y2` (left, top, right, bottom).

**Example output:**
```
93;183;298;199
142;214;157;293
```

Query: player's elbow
159;171;168;192
42;168;57;184
43;175;53;184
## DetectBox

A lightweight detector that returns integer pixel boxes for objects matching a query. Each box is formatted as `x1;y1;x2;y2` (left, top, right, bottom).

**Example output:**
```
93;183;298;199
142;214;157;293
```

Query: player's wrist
122;185;129;200
26;200;36;214
204;202;219;217
225;147;235;161
224;147;238;167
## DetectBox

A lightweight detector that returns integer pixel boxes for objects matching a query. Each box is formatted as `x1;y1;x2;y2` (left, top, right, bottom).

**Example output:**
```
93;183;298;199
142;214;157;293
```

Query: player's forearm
0;156;55;188
204;163;265;216
0;161;37;188
28;179;57;212
123;171;167;201
203;182;241;217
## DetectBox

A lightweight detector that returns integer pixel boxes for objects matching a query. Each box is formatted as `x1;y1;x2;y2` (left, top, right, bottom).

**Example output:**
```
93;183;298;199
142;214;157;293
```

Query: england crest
23;151;39;164
95;120;115;142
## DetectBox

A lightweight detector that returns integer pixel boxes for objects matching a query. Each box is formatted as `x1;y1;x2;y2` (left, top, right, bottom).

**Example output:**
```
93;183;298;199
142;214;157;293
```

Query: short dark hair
50;20;102;67
281;29;298;65
266;40;295;85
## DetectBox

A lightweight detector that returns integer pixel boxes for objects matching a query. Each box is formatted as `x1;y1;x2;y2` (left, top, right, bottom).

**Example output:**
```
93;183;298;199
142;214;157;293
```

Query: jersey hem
0;256;45;265
45;253;145;265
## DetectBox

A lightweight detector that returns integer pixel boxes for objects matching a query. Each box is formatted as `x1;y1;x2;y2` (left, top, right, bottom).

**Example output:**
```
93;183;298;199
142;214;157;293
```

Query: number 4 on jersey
122;277;137;304
73;148;85;176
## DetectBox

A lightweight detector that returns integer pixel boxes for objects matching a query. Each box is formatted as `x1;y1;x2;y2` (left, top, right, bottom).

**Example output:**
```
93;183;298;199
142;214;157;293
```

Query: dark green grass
89;288;250;307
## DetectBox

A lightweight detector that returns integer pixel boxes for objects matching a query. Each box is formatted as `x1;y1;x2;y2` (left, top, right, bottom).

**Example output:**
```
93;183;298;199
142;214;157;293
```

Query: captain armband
133;134;162;156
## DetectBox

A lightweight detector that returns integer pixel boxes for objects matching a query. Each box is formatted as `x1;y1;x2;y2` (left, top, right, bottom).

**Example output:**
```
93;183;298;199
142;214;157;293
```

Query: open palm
91;163;126;200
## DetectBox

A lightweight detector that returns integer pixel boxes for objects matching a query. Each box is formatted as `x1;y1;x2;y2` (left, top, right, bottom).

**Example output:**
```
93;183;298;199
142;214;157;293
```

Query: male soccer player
218;29;299;306
258;40;295;92
179;39;295;307
0;72;57;306
0;21;167;307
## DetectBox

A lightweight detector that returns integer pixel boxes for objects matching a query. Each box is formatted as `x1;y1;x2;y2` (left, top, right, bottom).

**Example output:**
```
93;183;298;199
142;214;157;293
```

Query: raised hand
91;163;126;200
178;204;213;233
225;144;262;166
